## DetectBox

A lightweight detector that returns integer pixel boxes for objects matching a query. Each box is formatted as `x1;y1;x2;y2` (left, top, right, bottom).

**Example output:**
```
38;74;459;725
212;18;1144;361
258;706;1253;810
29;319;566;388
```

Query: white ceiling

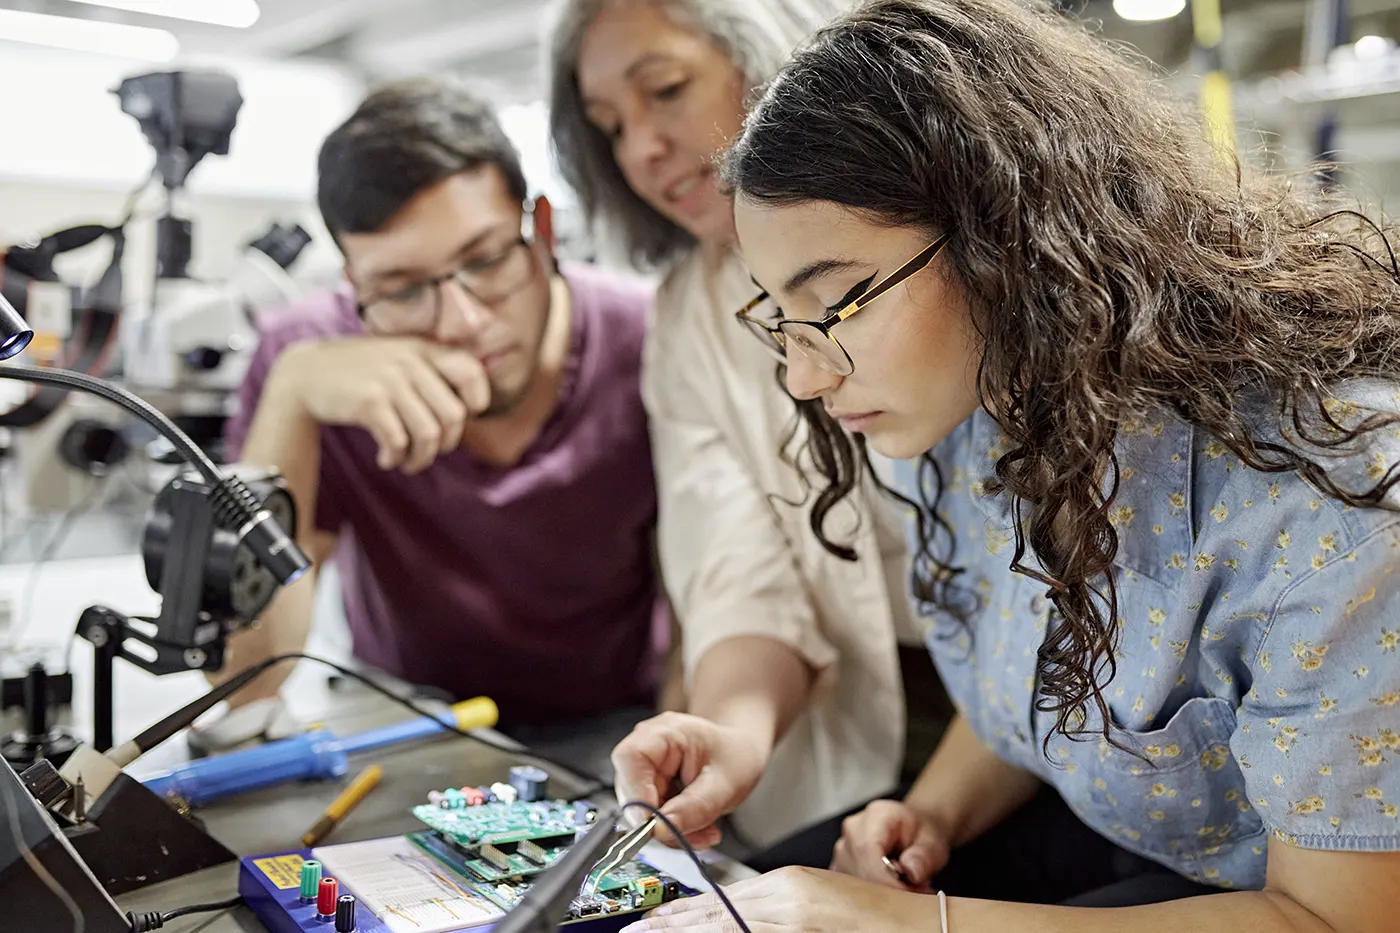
0;0;555;101
6;0;1400;93
8;0;1400;101
9;0;1400;182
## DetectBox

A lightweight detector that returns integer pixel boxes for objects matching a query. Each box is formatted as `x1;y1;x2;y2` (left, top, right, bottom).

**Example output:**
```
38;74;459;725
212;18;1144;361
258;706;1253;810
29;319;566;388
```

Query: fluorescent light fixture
0;9;178;60
67;0;261;29
1113;0;1186;22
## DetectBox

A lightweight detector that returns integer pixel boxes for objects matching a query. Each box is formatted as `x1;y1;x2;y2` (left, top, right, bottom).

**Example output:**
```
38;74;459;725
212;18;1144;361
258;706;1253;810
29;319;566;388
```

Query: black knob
184;347;224;370
59;420;130;473
335;894;357;932
23;664;49;738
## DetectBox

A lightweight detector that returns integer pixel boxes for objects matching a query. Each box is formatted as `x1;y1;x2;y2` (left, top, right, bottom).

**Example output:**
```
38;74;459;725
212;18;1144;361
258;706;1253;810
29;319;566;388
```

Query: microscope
0;69;311;775
0;67;311;483
114;69;311;455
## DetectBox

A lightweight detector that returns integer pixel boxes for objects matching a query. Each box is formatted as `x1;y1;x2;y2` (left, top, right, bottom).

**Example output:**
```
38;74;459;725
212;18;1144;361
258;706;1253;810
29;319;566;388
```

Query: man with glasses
209;77;667;776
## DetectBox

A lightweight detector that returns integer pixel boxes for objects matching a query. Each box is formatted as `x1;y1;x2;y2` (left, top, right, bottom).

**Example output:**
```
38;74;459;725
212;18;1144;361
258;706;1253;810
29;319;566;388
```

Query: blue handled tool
140;696;497;805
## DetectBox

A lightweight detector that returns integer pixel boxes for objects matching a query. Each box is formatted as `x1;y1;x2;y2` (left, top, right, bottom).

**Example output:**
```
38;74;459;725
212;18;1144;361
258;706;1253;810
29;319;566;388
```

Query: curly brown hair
721;0;1400;753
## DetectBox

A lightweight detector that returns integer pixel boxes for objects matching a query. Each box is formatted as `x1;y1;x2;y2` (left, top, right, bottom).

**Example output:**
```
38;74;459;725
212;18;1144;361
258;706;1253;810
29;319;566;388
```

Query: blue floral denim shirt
895;400;1400;890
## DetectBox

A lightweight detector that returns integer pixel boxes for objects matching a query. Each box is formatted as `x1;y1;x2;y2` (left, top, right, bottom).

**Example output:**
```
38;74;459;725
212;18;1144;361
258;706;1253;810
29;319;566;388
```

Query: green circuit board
408;829;681;918
406;786;689;924
411;799;586;851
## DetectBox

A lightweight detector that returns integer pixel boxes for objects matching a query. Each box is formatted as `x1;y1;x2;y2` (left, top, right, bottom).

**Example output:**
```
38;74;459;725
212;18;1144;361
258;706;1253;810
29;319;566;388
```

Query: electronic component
491;781;518;804
410;831;560;884
1;759;129;933
462;786;487;806
518;839;548;865
631;875;663;909
509;765;549;803
317;877;339;918
409;788;690;918
238;778;696;933
298;860;321;901
481;844;513;873
411;799;583;853
334;893;357;932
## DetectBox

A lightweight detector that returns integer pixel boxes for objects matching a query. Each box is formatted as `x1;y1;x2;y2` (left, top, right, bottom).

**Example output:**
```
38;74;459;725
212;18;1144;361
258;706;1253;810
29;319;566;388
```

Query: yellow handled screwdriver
301;764;383;847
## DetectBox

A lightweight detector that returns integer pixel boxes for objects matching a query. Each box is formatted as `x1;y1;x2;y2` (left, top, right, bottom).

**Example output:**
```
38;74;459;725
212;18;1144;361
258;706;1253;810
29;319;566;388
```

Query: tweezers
579;815;657;897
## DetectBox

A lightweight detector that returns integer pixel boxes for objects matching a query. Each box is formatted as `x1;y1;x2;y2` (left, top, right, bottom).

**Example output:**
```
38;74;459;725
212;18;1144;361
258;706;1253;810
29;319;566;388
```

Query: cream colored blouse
643;246;920;848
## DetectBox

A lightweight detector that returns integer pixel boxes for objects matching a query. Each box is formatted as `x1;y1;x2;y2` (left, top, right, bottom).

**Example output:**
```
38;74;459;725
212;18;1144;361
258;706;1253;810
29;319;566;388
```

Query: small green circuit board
461;847;558;882
411;800;583;850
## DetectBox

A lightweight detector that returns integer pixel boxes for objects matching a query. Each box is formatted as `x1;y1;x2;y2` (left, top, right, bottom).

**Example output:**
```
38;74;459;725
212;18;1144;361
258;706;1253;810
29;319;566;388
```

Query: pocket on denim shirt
1053;695;1266;882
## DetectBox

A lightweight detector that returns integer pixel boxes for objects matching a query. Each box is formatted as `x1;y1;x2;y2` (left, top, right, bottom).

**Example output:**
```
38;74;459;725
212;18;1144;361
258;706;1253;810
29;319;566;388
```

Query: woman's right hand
610;711;772;850
828;799;954;892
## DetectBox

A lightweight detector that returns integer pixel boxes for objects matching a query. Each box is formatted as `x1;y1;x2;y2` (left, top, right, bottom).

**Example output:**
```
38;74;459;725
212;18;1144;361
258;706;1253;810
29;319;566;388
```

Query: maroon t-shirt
226;264;665;726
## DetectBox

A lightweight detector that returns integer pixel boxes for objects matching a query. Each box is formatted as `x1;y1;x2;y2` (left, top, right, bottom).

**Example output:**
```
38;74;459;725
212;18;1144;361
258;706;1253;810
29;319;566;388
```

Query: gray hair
546;0;849;271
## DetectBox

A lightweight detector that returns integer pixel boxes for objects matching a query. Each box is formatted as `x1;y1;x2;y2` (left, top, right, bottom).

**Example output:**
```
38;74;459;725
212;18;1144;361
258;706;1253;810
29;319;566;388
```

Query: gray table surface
112;686;753;931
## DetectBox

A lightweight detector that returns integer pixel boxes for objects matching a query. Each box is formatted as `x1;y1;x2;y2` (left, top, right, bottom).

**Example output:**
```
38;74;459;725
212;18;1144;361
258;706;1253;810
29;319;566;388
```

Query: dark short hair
317;76;528;239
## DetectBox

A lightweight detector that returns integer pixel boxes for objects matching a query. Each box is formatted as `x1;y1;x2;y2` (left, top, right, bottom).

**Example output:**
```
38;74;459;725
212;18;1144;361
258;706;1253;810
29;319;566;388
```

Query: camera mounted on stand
114;69;311;454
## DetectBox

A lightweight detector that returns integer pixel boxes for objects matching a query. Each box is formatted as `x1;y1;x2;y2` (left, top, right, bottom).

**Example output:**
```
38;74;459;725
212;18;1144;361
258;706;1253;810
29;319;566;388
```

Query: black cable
0;367;220;486
0;365;308;588
162;896;243;921
125;895;242;931
288;653;610;795
618;800;752;933
159;652;608;796
0;508;48;563
17;480;108;657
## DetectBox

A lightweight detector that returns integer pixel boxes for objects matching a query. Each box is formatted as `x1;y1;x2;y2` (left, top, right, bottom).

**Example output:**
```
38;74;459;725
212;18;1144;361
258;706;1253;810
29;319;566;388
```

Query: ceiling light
1354;34;1393;60
0;9;178;60
67;0;261;29
1113;0;1186;22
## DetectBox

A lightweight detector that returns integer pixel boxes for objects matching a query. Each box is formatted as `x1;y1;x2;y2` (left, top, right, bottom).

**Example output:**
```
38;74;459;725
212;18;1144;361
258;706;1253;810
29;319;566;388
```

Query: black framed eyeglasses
734;233;951;377
357;201;540;337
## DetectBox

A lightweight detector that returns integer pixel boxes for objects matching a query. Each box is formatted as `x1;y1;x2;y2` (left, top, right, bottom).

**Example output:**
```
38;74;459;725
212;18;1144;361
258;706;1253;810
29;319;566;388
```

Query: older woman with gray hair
547;0;951;853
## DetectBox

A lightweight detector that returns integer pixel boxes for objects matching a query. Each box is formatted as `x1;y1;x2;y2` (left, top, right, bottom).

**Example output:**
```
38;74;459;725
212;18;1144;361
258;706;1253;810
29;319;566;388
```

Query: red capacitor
317;877;340;916
462;786;486;806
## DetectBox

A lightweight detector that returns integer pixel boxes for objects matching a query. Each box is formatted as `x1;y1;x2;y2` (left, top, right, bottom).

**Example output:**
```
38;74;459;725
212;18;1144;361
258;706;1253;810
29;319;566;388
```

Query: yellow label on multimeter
253;853;306;890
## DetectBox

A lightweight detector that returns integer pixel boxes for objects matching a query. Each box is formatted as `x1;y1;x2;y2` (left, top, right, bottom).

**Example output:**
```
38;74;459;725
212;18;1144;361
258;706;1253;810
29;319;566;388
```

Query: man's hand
273;337;490;473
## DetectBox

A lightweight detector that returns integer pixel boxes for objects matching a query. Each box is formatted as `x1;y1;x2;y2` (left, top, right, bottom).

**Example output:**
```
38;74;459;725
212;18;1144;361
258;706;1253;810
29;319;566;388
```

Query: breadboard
314;836;504;932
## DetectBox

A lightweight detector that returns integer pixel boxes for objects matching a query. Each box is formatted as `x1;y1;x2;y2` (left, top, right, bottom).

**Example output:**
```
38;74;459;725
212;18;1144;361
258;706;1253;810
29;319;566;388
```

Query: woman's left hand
618;866;934;932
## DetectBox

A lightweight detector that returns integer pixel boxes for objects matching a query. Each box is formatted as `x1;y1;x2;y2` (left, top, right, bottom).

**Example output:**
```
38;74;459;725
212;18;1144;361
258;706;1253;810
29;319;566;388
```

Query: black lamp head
0;292;34;361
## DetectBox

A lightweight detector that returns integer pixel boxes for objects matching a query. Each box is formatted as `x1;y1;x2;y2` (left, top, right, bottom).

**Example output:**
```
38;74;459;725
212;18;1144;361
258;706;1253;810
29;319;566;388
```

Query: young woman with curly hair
618;0;1400;929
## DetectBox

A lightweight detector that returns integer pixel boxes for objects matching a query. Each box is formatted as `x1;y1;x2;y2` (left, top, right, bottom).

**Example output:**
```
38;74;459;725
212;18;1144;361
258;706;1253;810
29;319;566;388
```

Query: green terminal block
299;860;323;900
629;876;664;909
